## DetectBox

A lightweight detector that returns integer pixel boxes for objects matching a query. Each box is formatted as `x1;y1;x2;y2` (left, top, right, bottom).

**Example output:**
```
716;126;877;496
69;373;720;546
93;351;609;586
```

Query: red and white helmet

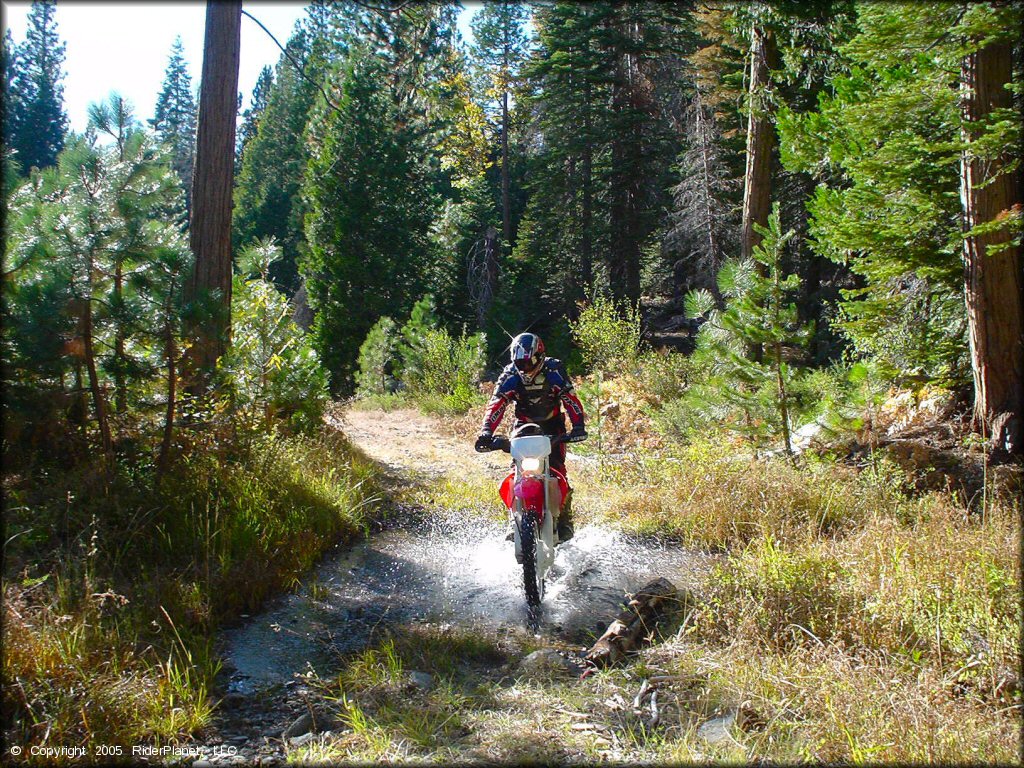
511;332;545;379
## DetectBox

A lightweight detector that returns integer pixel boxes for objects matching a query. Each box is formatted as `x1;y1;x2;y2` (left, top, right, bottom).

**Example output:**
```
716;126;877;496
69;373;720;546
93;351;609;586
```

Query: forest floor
184;400;1020;765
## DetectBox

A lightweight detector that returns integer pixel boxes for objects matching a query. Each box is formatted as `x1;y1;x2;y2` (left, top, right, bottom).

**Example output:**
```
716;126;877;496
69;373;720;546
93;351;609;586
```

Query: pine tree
237;65;273;163
470;1;530;247
3;30;21;158
302;48;437;392
519;1;692;313
684;203;812;456
150;36;198;217
669;90;740;296
4;128;190;459
777;2;974;384
7;0;68;174
233;26;322;294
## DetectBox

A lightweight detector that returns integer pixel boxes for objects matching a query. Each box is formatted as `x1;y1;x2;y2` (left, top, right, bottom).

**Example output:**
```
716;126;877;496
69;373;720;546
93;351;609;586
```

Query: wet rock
282;713;314;740
409;671;434;690
281;710;338;740
518;649;581;680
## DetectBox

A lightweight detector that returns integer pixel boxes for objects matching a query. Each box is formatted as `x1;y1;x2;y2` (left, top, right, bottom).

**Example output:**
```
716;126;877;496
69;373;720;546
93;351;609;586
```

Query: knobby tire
520;516;541;608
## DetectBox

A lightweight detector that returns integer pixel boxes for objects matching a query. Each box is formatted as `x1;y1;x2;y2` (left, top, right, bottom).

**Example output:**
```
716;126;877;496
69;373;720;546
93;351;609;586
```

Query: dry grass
2;428;379;760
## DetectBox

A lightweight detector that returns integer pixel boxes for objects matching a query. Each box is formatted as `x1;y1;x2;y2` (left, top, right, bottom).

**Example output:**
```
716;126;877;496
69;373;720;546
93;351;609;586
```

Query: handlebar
476;431;587;453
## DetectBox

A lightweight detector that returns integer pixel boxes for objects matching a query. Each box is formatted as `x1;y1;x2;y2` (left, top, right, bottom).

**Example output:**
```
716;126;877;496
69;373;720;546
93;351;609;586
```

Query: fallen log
584;577;689;667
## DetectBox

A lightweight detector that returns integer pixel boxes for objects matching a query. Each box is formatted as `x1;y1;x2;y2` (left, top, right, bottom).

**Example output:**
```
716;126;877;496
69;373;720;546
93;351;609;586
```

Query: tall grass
2;428;379;756
589;428;1020;762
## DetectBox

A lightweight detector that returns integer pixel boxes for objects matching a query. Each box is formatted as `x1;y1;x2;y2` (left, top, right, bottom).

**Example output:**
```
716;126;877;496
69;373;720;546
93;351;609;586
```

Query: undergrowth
2;428;379;757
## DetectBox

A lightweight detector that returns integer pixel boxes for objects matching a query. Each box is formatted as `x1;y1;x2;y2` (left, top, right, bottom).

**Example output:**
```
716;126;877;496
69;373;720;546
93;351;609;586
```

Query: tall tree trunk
187;0;242;391
114;262;127;414
158;329;177;475
740;22;778;264
959;39;1023;456
608;11;644;306
581;80;594;295
81;294;113;459
501;68;511;246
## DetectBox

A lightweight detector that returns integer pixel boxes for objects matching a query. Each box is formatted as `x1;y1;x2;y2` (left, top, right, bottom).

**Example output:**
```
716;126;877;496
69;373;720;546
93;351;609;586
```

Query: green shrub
354;294;486;415
570;295;645;375
220;239;329;435
407;327;487;415
355;316;399;397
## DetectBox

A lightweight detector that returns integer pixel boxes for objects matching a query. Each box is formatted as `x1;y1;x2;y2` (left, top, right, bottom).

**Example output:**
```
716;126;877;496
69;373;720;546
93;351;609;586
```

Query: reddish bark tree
187;1;242;388
740;21;778;264
959;38;1023;456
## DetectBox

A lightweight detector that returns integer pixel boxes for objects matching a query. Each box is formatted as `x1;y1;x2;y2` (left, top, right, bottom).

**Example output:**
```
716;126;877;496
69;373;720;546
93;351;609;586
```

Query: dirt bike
477;426;585;609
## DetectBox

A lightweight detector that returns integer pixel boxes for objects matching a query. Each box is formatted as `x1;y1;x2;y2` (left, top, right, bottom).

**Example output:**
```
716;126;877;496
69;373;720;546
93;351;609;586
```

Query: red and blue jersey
481;358;586;436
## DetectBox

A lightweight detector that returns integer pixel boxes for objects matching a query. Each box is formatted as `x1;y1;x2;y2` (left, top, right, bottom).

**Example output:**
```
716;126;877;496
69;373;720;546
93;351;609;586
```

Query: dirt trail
332;406;509;479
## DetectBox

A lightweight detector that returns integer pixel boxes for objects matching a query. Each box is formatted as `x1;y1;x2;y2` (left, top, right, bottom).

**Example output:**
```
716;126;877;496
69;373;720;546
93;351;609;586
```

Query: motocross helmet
511;332;545;380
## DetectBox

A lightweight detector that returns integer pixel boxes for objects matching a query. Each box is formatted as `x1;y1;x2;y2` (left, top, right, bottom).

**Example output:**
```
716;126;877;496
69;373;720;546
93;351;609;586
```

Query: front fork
512;504;555;566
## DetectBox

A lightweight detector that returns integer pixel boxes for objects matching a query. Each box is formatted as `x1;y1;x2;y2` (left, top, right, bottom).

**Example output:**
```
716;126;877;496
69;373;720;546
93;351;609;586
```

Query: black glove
567;427;588;443
474;432;493;452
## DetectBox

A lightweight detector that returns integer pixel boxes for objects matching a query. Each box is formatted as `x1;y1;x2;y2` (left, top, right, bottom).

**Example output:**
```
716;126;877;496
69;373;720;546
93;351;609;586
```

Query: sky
1;1;481;134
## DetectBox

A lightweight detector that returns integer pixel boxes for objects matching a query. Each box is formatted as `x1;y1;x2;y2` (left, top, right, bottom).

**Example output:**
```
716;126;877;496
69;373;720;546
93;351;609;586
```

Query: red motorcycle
479;425;580;608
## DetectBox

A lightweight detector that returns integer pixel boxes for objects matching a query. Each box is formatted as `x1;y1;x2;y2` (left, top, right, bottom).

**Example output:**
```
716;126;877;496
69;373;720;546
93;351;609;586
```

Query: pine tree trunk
186;0;241;392
158;329;176;475
740;22;778;264
608;13;644;306
775;340;793;457
501;64;511;246
114;263;127;414
959;39;1023;456
82;293;113;459
581;82;594;293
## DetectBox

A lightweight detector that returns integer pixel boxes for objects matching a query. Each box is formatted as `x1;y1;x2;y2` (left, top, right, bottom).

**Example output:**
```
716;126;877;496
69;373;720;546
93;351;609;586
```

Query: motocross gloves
567;427;588;443
474;432;493;452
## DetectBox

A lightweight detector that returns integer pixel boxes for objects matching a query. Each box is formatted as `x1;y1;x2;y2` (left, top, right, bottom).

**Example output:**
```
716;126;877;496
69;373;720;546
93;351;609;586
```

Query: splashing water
224;514;709;693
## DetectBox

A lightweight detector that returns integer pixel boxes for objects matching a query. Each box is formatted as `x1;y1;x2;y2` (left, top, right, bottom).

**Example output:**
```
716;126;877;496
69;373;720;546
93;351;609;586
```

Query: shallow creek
223;514;708;694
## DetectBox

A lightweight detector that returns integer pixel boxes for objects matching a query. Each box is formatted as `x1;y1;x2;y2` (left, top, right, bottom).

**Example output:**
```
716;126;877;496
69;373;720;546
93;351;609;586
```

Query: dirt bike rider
475;332;587;542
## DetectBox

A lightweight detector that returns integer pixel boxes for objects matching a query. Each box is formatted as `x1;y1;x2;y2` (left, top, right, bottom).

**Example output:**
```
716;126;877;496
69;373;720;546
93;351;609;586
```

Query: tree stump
584;577;688;667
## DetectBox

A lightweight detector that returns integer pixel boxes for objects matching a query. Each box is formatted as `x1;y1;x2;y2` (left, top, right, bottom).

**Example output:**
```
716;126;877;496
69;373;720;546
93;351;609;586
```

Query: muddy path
190;408;709;765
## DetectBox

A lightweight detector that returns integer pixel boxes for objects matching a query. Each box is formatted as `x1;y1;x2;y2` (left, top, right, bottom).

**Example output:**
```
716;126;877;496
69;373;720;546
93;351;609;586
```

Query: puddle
223;514;709;693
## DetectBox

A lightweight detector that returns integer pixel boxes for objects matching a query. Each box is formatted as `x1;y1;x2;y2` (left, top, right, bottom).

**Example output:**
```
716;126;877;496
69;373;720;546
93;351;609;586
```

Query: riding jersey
481;358;586;437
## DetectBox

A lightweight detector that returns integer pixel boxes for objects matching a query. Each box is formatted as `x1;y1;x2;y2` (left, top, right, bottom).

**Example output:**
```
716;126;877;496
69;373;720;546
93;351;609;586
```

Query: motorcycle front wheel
519;515;542;608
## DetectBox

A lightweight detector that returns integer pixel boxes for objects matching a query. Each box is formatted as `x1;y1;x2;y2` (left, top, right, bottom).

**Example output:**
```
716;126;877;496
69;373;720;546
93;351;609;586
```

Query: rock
281;712;314;740
409;671;434;690
517;649;581;680
288;732;315;747
697;710;737;745
281;710;339;740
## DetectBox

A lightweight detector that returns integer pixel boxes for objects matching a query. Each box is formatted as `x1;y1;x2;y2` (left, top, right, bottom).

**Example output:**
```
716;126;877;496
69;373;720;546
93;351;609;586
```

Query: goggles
514;355;540;374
